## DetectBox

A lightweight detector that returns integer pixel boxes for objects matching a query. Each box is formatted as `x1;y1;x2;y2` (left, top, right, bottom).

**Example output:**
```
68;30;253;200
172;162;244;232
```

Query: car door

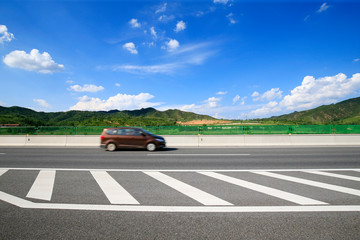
125;128;147;147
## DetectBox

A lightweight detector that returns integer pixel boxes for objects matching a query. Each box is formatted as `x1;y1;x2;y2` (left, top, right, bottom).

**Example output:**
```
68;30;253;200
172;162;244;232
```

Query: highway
1;147;360;239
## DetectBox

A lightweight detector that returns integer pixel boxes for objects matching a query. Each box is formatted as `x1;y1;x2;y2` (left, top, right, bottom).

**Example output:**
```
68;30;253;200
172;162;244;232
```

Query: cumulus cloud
174;20;186;32
33;99;51;108
250;101;280;118
204;97;221;108
233;95;246;105
123;42;138;54
164;39;180;52
281;73;360;110
317;3;330;13
69;84;104;93
248;73;360;118
3;49;64;74
252;88;283;102
0;25;14;44
70;93;161;111
129;18;141;28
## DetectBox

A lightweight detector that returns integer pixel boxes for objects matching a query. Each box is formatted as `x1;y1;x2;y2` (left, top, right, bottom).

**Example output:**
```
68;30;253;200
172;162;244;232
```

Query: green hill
267;97;360;124
0;106;215;126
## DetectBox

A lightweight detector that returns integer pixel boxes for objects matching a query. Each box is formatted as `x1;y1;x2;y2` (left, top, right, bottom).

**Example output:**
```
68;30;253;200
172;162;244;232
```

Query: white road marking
253;171;360;197
0;153;6;155
0;169;8;176
91;171;139;205
199;171;327;205
144;171;233;206
1;191;359;213
304;171;360;182
26;170;56;201
148;154;251;156
2;167;359;172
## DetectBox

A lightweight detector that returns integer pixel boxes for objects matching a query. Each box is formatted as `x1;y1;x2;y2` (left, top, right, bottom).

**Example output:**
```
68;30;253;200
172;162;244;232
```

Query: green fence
1;125;360;135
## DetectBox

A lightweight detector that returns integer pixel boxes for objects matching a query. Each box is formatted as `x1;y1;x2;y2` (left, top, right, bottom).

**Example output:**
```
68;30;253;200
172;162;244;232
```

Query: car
100;127;166;151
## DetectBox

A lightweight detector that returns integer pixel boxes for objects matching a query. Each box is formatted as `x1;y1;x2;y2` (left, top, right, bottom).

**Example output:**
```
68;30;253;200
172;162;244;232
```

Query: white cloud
252;88;283;102
123;42;138;54
248;73;360;118
216;91;227;95
204;97;221;108
129;18;141;28
354;58;360;62
175;20;186;32
33;99;51;108
70;93;161;111
69;84;104;93
164;39;180;52
150;27;157;38
233;95;247;105
281;73;360;111
213;0;229;4
0;25;14;44
115;83;121;87
317;3;330;13
226;13;237;24
3;49;64;74
158;15;175;22
155;3;167;14
113;63;180;74
249;101;280;118
233;95;240;104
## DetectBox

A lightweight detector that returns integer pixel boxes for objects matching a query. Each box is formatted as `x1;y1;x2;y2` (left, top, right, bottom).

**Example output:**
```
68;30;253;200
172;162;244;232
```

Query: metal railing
0;125;360;135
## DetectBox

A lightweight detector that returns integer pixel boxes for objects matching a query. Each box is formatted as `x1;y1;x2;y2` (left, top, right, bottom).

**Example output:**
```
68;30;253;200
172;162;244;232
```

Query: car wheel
146;143;156;152
106;143;117;152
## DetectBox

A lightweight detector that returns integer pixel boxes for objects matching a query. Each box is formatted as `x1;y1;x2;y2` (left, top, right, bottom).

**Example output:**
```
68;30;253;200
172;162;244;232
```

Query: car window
116;129;126;135
122;128;142;136
106;129;118;135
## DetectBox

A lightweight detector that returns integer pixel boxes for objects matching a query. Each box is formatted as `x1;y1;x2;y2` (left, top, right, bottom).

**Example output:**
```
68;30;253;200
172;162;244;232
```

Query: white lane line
253;171;360;197
90;171;139;205
148;154;251;156
0;169;8;176
1;168;360;172
144;171;233;206
199;172;326;205
26;170;56;201
0;153;6;155
304;171;360;182
1;191;360;213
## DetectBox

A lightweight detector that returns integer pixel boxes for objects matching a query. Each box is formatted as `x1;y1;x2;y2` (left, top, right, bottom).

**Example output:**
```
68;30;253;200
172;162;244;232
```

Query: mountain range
0;96;359;126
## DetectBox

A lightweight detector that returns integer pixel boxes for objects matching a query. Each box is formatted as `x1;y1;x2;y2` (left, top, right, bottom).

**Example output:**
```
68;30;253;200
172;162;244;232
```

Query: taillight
100;136;105;140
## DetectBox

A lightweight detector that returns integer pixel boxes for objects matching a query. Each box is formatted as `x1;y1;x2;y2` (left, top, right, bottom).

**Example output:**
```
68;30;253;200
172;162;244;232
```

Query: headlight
155;138;164;142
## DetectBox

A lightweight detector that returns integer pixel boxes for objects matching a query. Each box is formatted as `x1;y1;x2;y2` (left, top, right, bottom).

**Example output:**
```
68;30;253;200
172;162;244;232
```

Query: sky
1;0;360;119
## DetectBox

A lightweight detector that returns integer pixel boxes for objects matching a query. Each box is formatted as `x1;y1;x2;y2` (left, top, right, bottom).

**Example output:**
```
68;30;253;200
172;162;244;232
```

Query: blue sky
1;0;360;119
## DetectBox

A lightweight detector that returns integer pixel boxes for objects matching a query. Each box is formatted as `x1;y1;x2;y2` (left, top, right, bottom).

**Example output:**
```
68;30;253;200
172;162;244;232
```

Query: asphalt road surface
1;147;360;239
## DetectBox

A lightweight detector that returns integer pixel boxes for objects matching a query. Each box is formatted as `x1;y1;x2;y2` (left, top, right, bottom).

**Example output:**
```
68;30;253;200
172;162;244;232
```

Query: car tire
146;143;156;152
106;143;117;152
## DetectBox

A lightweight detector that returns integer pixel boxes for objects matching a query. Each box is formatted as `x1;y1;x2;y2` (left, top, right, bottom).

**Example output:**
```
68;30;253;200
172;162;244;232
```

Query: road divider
0;134;359;147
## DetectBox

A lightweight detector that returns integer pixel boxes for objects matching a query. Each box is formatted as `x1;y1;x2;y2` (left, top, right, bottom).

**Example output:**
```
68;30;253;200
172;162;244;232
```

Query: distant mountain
0;106;215;126
267;97;360;124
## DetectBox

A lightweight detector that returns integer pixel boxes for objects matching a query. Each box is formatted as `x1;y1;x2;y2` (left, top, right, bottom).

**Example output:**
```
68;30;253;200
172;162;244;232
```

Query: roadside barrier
0;125;360;135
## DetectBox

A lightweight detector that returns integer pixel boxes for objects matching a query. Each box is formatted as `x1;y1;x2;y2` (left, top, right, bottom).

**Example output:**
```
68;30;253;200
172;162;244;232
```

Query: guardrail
0;125;360;135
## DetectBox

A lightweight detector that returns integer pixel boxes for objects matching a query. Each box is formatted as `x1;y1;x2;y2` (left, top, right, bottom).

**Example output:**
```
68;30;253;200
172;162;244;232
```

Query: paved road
1;147;360;239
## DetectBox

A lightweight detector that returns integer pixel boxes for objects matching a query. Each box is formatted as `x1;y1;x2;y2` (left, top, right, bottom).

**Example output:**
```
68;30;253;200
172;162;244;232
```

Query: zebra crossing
1;168;360;212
